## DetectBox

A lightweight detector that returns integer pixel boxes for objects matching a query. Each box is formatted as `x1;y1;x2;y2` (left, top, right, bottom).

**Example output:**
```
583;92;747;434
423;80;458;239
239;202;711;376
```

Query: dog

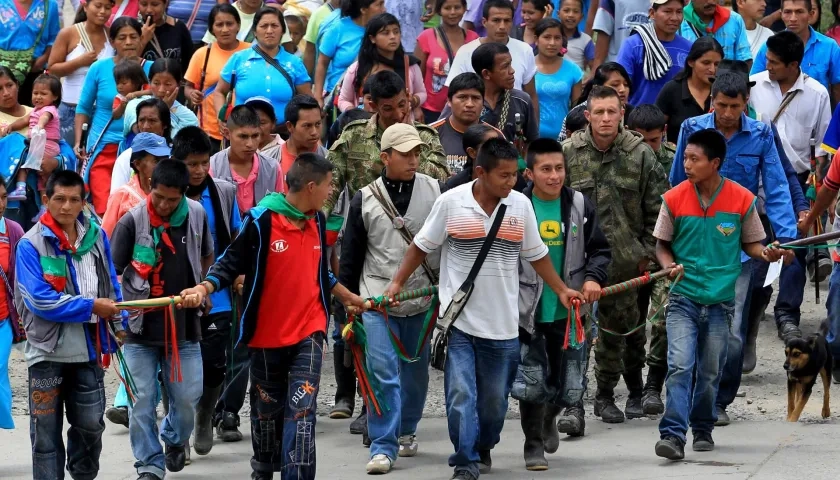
784;324;833;422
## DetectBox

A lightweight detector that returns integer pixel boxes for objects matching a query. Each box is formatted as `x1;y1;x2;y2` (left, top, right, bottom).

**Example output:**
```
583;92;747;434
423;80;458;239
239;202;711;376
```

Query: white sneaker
398;434;418;457
366;454;393;474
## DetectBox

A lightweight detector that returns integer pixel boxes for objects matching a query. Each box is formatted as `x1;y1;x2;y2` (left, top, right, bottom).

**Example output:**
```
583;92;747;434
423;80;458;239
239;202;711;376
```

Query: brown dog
784;328;833;422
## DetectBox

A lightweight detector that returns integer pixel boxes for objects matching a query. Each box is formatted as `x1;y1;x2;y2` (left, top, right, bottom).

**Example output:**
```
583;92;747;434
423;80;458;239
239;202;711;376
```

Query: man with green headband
180;152;366;480
109;159;215;480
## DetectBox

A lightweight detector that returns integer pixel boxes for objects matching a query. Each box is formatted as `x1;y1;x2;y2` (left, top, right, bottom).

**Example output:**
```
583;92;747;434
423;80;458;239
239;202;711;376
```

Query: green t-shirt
533;195;568;323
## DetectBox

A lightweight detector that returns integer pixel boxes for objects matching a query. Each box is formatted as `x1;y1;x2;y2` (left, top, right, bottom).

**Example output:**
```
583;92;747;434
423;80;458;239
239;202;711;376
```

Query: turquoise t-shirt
533;195;567;323
535;59;583;139
318;15;365;94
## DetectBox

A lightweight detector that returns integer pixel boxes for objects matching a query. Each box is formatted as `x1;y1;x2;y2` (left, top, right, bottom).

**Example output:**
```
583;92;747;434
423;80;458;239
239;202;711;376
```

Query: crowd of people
0;0;839;479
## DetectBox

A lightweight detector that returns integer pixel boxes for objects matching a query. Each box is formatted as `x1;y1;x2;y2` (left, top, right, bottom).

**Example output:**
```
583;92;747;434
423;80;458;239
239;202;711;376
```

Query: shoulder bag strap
369;181;438;284
252;45;295;91
772;89;801;124
461;203;506;289
75;23;94;52
186;0;204;30
34;0;49;51
435;26;456;64
496;90;511;132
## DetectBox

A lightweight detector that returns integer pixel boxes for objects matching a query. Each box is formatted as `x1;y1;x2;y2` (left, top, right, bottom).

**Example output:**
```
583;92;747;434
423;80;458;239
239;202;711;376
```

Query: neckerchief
258;192;314;220
40;211;100;258
147;195;189;257
684;3;731;35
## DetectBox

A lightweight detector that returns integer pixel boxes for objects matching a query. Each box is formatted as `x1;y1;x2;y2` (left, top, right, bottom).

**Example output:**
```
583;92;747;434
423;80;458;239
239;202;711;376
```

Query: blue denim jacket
670;113;798;258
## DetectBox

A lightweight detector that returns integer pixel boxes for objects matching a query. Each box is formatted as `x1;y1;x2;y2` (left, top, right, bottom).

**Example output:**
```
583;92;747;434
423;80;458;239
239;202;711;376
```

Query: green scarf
258;193;315;220
131;196;189;280
684;2;730;35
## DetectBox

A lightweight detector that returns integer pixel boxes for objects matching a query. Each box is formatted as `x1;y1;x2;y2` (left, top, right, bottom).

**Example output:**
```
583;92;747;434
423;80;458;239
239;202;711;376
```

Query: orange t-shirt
183;42;252;140
250;214;327;348
279;143;296;193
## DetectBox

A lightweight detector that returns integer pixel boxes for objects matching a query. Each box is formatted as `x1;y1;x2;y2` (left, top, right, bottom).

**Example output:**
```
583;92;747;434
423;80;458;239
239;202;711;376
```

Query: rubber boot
329;344;356;419
519;401;548;471
556;404;585;437
743;288;769;374
193;385;222;455
624;370;645;419
594;388;625;424
641;366;666;415
542;404;562;454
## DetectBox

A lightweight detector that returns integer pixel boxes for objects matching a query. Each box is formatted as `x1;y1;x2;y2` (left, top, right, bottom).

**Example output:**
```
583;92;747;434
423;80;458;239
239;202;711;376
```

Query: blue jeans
659;294;731;443
444;327;519;478
249;333;324;479
113;354;161;409
58;102;76;147
29;361;106;480
715;261;753;410
363;310;430;460
825;262;840;358
124;341;203;479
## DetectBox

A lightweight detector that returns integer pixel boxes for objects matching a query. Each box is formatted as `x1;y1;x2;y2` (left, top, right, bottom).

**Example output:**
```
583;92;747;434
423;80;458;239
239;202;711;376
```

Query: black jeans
249;332;324;479
29;361;106;480
215;313;250;422
200;311;232;388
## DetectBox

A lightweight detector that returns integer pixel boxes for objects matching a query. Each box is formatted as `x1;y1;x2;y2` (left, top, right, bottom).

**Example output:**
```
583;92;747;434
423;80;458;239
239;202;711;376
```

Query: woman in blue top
534;18;582;139
313;0;385;107
74;17;152;216
0;0;60;103
214;7;311;134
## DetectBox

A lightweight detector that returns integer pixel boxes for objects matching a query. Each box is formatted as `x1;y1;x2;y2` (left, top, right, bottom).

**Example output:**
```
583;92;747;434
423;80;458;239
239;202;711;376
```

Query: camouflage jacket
562;127;668;281
656;142;676;179
325;115;451;212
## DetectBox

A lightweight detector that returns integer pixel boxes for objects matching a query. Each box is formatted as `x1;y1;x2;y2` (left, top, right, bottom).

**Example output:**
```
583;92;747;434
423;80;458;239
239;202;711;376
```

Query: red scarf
147;198;176;255
40;211;76;253
707;5;731;34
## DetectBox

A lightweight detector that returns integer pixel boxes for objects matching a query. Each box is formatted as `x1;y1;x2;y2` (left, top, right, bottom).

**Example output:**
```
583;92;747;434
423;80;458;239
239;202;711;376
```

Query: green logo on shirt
717;222;736;236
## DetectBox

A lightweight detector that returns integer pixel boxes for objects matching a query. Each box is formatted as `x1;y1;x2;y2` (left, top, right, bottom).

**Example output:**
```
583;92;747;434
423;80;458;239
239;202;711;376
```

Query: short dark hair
171;126;212;161
463;123;501;160
766;31;805;66
526;138;563;170
369;70;406;102
782;0;813;10
285;94;321;125
286;153;333;193
208;3;241;36
483;0;514;18
627;104;667;132
711;71;749;101
341;0;380;19
253;7;286;35
136;97;173;141
149;57;183;84
113;60;148;90
565;106;588;134
448;72;485;100
435;0;467;14
151;159;190;194
586;85;621;109
686;128;727;170
472;42;509;76
45;170;84;199
227;105;262;130
248;100;276;124
109;16;142;42
476;137;518;172
338;109;371;132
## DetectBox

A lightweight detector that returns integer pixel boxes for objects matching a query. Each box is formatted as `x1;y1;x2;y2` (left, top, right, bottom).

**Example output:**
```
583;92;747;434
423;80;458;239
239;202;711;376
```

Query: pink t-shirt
416;28;479;113
229;154;285;214
30;105;60;141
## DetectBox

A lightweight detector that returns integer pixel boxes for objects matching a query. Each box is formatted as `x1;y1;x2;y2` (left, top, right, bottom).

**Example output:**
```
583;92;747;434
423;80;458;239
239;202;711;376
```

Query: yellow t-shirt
184;42;252;140
0;106;33;137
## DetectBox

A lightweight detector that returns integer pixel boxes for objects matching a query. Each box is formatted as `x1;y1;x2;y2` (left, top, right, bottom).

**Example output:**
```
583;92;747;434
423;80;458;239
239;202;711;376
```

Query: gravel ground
8;280;835;424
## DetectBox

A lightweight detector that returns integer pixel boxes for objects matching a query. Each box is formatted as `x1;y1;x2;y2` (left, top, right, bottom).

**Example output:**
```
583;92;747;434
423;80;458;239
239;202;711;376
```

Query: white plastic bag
22;127;46;170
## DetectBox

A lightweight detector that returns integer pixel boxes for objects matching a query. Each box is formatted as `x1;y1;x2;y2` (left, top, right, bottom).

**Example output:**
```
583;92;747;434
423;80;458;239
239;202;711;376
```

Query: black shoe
594;397;625;424
251;472;273;480
556;405;585;437
714;406;730;426
641;389;664;415
137;474;161;480
777;321;802;341
105;406;129;428
329;344;356;419
216;411;243;442
350;408;367;435
362;429;371;447
833;360;840;384
625;395;645;419
193;385;221;455
692;431;715;452
478;449;492;474
451;471;476;480
655;436;685;460
164;443;186;472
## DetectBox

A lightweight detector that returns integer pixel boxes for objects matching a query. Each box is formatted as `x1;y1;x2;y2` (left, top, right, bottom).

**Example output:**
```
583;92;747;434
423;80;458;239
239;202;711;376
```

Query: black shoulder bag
252;45;296;92
430;203;507;371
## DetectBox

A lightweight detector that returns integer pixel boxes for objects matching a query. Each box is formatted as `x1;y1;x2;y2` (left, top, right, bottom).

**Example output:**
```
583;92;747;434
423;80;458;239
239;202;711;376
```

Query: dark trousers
29;360;106;480
215;312;250;422
201;311;232;388
249;332;324;479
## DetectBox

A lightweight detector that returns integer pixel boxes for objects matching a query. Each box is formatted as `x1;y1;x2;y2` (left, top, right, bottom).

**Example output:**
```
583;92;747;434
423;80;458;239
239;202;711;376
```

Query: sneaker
654;436;685;460
478;449;492;474
8;184;26;201
105;406;129;428
714;406;730;426
164;443;186;472
366;454;393;474
216;412;243;442
398;434;418;457
692;431;715;452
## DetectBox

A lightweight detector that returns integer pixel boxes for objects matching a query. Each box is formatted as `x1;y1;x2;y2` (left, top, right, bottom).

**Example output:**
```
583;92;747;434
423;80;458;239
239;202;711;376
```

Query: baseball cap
381;124;426;153
131;132;170;157
650;0;678;5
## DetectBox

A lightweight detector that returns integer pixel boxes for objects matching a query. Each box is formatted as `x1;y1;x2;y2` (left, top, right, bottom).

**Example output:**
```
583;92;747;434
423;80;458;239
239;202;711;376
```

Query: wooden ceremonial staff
778;230;840;248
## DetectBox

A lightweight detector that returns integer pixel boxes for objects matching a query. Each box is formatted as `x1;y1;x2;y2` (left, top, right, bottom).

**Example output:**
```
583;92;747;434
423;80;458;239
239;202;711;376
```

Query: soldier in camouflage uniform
325;70;450;212
561;88;668;425
627;105;675;416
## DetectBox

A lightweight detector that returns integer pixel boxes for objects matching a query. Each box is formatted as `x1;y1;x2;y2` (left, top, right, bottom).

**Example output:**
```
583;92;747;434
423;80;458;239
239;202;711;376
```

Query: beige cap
651;0;674;4
381;123;426;153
